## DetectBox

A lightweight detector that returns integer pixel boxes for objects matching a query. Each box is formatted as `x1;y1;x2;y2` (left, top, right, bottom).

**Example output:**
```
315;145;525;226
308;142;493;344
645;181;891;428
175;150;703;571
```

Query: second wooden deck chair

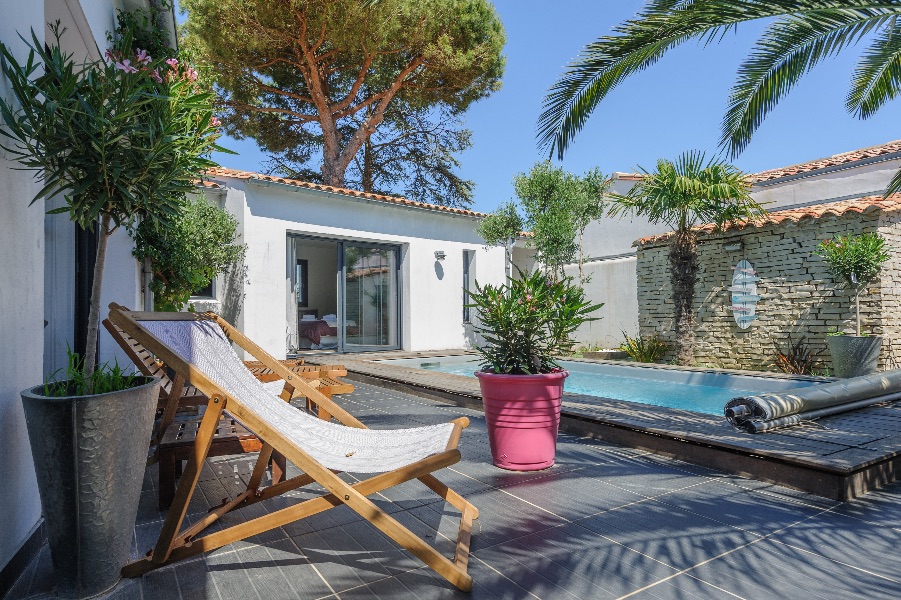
108;305;478;591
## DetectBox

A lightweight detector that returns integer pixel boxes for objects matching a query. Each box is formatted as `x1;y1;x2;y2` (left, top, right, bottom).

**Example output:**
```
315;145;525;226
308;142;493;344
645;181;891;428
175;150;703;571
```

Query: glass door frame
286;232;402;354
338;240;402;353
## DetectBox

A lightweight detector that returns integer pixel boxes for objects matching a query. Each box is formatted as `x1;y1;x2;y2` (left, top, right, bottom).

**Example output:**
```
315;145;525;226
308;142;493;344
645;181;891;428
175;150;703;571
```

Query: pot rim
21;375;161;402
475;370;569;381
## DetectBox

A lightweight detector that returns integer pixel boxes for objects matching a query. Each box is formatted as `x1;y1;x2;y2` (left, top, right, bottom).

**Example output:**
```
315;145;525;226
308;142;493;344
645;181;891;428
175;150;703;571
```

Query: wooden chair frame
109;304;478;592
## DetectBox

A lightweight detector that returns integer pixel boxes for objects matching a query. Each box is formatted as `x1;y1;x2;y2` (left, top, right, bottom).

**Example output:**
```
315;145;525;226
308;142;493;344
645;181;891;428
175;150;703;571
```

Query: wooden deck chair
109;304;478;592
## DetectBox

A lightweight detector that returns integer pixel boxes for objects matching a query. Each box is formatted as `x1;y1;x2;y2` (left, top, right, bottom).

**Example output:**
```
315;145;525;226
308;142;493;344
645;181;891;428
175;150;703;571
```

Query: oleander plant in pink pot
468;269;602;470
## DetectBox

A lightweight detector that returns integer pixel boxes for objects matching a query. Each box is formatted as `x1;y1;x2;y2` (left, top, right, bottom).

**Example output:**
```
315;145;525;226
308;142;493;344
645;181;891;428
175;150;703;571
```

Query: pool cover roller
724;369;901;433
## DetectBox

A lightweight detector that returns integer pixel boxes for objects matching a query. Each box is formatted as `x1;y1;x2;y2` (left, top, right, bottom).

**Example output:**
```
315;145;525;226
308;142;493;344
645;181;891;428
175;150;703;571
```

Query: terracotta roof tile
203;166;487;218
635;194;901;246
194;179;222;189
752;140;901;182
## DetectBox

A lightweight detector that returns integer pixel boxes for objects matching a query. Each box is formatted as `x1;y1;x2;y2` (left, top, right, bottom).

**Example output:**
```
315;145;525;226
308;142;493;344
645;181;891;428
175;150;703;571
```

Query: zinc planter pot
475;370;568;471
827;336;882;378
20;377;161;599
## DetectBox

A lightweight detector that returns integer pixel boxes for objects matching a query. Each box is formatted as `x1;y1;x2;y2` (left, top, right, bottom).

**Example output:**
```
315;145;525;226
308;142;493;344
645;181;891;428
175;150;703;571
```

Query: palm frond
723;10;894;157
538;0;901;159
848;16;901;117
885;164;901;196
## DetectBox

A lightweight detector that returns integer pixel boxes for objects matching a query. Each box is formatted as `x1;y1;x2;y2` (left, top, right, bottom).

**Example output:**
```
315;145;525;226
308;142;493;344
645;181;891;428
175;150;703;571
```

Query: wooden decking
307;352;901;501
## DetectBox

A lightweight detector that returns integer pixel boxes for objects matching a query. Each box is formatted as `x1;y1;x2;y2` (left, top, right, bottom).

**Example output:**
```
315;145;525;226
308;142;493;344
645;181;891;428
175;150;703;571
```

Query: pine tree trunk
362;137;374;192
320;156;345;187
669;230;699;366
83;213;112;391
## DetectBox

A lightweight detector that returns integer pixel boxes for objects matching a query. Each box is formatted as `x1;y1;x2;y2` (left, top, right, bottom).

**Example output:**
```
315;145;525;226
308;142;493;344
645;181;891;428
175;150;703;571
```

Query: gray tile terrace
322;353;901;501
7;381;901;599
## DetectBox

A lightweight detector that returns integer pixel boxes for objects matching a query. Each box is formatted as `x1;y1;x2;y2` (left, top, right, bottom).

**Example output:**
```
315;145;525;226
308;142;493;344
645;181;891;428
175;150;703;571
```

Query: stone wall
635;210;901;371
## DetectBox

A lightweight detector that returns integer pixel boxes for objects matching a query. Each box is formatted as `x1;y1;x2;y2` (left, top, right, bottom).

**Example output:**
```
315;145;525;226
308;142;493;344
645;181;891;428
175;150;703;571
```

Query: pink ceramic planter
475;370;568;471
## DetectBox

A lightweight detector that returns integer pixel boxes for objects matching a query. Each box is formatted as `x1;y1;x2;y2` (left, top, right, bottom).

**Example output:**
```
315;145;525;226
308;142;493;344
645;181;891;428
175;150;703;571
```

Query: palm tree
537;1;901;194
609;151;764;365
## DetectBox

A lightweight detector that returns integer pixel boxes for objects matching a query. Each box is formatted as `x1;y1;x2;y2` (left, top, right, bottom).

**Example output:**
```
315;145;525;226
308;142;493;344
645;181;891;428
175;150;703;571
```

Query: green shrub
771;335;821;375
619;332;670;363
44;349;142;397
816;232;891;336
468;269;602;374
132;197;245;311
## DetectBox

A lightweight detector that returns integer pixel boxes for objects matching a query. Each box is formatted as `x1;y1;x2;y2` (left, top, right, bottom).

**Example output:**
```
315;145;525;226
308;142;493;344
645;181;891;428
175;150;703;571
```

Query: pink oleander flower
150;68;163;84
210;116;221;127
135;48;151;65
104;48;115;61
185;67;198;82
114;59;138;74
166;58;179;69
525;294;533;301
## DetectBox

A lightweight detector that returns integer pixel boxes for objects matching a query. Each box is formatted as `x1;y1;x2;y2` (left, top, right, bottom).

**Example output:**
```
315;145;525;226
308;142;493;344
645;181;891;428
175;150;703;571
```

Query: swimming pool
375;355;821;415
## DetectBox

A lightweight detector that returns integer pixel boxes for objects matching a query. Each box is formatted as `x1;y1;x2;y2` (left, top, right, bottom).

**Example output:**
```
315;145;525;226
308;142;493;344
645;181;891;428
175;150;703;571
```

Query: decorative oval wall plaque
729;259;760;329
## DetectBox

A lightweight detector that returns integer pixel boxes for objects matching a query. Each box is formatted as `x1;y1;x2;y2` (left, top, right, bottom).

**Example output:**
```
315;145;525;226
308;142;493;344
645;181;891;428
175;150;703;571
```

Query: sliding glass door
341;243;400;351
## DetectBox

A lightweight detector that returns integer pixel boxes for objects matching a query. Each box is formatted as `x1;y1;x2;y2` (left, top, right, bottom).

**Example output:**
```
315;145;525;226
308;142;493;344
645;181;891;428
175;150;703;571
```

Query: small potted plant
0;20;224;597
468;269;602;470
816;232;891;378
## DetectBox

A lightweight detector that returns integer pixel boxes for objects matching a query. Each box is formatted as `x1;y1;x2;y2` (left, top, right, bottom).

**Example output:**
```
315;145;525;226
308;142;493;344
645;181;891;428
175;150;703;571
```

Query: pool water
376;356;820;415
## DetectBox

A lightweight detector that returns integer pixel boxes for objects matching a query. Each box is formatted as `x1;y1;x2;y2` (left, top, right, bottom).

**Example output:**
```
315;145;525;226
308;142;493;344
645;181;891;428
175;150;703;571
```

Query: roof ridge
752;139;901;182
202;166;488;218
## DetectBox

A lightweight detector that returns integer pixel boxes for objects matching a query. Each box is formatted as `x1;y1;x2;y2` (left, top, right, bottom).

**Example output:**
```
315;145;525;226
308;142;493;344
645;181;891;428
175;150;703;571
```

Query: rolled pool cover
724;369;901;433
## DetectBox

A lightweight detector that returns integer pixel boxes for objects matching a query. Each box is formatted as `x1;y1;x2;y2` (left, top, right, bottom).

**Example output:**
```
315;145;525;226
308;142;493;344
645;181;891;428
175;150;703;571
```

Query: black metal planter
21;377;161;599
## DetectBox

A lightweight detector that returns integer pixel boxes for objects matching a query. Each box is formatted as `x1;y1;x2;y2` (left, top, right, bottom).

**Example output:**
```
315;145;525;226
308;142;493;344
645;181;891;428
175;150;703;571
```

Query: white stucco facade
751;156;901;210
0;0;46;576
202;174;508;359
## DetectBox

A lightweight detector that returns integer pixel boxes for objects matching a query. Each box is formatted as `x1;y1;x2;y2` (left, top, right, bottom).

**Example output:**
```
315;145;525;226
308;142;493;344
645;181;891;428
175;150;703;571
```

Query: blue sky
200;1;901;213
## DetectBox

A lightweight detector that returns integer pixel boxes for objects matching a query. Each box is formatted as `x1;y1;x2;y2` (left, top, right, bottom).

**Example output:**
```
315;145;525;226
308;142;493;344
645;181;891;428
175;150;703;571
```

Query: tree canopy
266;100;476;208
514;162;608;277
132;196;246;312
182;0;505;198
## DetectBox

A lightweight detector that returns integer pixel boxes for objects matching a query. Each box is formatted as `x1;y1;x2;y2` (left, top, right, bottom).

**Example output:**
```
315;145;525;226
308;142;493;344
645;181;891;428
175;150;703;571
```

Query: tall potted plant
816;232;891;378
0;23;224;598
468;269;601;470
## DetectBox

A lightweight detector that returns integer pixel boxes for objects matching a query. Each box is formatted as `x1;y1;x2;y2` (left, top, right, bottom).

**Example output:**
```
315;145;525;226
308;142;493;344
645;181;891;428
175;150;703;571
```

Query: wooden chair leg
271;452;287;484
150;395;226;564
158;449;177;511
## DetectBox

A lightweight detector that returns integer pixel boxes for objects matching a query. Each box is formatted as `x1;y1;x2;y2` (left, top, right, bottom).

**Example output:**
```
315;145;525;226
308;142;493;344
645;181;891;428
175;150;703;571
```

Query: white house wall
565;256;638;349
0;0;46;574
211;180;507;357
751;158;901;210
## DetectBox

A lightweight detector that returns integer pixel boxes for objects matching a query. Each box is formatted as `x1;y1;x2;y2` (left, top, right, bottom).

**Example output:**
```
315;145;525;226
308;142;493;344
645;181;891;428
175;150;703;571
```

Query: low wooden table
157;417;271;510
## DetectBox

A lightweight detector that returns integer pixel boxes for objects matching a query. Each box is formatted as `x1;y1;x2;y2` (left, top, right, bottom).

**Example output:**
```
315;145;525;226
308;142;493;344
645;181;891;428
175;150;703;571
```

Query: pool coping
306;351;901;501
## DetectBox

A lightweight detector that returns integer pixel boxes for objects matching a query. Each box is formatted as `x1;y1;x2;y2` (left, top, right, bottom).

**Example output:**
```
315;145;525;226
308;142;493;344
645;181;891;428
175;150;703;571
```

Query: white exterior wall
751;158;901;209
0;1;46;573
209;180;507;357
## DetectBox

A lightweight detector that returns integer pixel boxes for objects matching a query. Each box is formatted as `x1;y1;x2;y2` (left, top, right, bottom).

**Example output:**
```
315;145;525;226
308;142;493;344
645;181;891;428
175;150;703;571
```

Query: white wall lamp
723;241;743;252
434;250;447;260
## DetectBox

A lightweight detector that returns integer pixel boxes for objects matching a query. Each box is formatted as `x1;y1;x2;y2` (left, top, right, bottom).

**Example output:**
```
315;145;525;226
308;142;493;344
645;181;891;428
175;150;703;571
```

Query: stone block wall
635;210;901;371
